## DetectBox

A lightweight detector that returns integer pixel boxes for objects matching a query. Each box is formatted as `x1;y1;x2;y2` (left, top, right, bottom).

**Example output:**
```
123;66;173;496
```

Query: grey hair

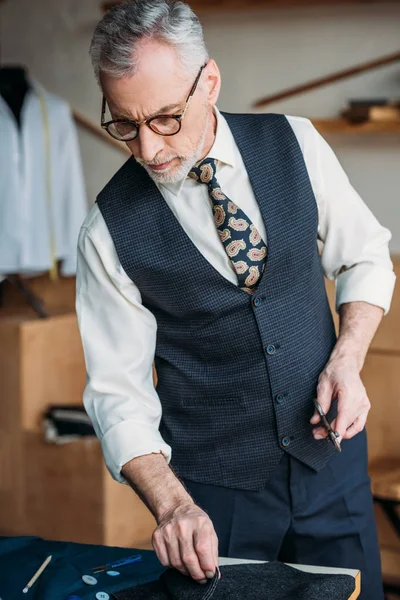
90;0;209;85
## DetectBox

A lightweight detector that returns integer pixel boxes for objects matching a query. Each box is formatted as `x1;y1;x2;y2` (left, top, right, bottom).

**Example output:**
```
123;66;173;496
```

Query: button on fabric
106;570;120;576
96;593;110;600
282;436;291;447
275;393;285;404
253;297;262;307
266;344;276;355
82;575;97;585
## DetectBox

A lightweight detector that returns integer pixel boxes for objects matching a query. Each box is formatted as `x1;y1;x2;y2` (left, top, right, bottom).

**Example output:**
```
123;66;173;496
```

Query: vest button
265;344;276;355
275;393;285;404
253;297;262;307
281;436;291;448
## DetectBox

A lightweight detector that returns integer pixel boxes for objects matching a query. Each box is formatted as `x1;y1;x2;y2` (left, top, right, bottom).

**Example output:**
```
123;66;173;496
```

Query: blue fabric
0;536;166;600
97;112;338;491
182;434;384;600
188;157;267;293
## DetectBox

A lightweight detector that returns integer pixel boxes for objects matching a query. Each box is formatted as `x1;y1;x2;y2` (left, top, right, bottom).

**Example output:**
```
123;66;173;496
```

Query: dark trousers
181;430;383;600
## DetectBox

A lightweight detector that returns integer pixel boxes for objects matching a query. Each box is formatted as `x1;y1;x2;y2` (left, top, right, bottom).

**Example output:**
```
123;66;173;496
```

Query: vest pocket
181;395;244;408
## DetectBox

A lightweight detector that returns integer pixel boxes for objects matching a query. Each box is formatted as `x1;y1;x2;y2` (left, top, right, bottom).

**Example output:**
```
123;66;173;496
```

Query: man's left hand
310;355;371;441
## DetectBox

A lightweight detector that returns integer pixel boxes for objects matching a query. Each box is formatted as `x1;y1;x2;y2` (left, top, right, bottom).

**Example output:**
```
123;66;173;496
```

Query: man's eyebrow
113;103;181;120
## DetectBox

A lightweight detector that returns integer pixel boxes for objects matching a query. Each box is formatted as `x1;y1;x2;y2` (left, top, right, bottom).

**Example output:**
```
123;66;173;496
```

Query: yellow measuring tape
38;91;58;281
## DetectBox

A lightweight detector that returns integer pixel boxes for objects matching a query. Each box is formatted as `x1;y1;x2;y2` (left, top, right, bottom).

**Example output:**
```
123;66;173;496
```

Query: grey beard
136;111;210;185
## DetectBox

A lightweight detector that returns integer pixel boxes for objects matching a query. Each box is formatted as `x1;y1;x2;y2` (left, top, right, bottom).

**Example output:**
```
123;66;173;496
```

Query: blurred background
0;0;399;595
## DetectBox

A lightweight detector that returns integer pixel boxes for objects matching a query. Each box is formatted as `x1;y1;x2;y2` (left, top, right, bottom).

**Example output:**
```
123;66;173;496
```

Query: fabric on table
113;561;355;600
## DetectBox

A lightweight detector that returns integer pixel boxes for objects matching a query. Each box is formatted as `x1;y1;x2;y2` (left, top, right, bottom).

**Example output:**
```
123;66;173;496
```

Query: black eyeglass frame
101;62;208;142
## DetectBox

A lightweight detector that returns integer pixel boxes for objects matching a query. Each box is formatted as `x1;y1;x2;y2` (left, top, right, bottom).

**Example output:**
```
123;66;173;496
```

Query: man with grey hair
76;1;395;598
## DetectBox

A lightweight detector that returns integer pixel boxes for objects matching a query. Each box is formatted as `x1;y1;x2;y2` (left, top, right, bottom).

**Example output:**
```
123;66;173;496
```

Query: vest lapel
222;112;316;295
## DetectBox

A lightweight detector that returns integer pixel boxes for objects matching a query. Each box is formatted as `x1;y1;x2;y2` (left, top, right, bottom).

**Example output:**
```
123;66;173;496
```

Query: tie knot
189;157;217;186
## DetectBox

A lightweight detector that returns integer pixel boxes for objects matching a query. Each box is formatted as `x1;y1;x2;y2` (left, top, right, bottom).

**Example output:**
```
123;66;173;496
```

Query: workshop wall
1;0;399;250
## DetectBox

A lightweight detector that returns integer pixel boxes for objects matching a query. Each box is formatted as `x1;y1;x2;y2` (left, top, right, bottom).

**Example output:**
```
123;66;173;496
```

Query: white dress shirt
76;108;396;483
0;80;88;277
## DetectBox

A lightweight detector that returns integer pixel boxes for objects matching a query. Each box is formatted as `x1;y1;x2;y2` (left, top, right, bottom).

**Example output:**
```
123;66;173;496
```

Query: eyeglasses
101;63;207;142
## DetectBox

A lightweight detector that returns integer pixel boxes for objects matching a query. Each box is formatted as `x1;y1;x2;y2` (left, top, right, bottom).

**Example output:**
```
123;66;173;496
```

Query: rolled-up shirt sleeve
295;118;396;315
76;207;171;483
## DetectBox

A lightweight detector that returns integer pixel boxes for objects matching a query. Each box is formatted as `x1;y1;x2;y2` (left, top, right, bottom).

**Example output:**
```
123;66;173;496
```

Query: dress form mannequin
0;66;48;317
0;65;31;127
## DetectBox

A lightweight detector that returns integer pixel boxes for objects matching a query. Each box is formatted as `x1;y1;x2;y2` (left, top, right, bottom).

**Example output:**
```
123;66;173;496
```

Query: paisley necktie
189;157;267;294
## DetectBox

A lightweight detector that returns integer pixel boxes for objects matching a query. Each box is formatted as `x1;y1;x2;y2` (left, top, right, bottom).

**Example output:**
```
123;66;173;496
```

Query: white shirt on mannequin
0;80;88;277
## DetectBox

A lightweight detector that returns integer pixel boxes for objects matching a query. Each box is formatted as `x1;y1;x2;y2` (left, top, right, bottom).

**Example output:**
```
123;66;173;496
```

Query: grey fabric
97;112;338;491
113;562;355;600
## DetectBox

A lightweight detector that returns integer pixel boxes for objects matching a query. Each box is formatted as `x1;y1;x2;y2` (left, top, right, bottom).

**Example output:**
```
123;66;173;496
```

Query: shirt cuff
335;263;396;315
101;419;172;483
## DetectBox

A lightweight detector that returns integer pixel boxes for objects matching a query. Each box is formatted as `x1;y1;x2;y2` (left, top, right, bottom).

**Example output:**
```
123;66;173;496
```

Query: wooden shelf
312;118;400;134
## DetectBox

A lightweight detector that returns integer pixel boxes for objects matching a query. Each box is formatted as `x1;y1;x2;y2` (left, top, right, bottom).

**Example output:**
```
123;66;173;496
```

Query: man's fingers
178;535;207;583
212;533;221;579
152;530;170;567
193;525;217;578
342;413;368;440
334;390;355;438
310;378;332;425
317;379;334;413
312;427;328;440
211;530;219;573
167;536;191;576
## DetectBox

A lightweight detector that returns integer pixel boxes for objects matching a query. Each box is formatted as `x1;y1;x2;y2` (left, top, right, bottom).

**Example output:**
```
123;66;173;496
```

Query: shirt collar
160;106;236;197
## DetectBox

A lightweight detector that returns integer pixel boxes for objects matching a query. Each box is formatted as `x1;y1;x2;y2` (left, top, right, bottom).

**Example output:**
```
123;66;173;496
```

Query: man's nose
130;124;165;163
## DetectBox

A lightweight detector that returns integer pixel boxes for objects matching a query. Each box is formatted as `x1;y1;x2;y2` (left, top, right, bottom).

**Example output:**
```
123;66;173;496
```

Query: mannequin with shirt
0;65;88;317
0;66;48;317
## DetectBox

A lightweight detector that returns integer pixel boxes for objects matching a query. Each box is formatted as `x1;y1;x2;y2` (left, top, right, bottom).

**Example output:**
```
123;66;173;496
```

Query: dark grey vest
97;113;338;491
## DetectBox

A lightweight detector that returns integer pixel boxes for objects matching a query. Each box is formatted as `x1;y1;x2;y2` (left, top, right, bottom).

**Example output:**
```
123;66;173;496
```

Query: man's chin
141;159;191;185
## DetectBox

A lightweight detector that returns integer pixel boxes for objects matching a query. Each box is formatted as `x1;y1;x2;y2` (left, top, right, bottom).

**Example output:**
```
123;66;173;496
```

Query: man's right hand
152;502;219;584
121;453;219;583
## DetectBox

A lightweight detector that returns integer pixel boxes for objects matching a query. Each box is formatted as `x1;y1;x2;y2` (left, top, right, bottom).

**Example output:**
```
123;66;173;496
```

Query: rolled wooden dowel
22;555;52;593
253;50;400;108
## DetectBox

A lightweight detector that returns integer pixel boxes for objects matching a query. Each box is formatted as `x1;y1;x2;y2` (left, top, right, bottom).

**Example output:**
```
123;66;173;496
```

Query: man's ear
204;59;221;107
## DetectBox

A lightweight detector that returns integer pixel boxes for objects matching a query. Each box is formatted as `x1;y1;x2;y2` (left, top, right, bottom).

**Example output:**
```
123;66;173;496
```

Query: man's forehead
101;70;190;120
103;78;183;115
101;39;190;93
110;100;182;121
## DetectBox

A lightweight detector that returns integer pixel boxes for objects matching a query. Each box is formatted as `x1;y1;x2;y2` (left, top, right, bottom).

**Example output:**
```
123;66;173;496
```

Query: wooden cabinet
0;307;155;548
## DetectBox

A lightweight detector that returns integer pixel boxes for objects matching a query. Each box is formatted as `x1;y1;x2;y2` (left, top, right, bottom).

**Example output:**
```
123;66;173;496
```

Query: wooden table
219;557;361;599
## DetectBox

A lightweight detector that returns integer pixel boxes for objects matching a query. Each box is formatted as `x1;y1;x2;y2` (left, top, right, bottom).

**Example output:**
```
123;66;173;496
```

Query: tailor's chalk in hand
313;398;341;452
22;555;52;593
93;554;142;574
